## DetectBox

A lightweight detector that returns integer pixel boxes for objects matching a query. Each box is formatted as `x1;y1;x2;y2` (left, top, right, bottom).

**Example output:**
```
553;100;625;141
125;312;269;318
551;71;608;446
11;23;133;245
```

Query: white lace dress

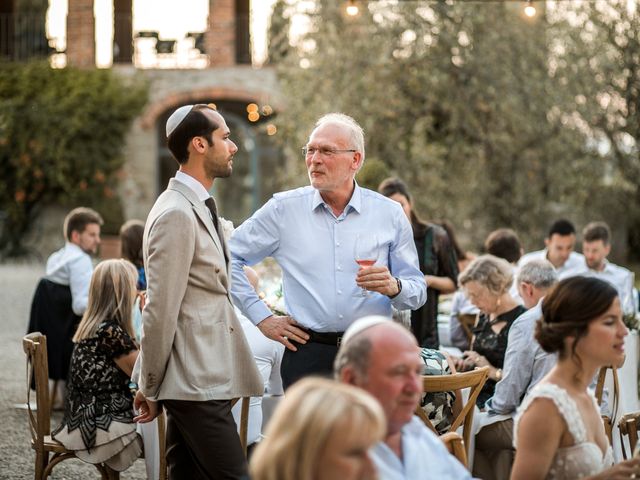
514;383;614;479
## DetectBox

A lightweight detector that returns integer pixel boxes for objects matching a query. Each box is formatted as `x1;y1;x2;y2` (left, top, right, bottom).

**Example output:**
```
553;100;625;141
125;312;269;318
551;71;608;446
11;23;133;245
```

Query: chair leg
34;449;49;480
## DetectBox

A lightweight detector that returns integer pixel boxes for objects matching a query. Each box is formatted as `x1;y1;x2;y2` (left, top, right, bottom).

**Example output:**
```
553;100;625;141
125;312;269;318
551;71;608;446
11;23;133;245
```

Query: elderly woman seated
453;255;526;407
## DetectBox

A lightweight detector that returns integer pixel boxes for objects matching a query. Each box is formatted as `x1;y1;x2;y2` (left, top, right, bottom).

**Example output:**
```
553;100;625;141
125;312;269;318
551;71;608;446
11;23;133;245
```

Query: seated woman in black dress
454;255;526;407
53;259;141;471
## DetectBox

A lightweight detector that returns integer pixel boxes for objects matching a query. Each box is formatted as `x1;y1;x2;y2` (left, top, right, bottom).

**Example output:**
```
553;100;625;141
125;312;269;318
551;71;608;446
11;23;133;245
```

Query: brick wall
66;0;95;67
205;0;235;67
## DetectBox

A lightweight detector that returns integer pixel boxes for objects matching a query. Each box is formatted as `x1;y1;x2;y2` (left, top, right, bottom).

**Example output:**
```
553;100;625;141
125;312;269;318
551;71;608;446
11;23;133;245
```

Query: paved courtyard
0;263;147;479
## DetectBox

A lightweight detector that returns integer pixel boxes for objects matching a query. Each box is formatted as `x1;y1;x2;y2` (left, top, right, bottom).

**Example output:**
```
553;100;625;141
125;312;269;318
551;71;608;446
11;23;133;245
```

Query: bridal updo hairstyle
536;276;618;359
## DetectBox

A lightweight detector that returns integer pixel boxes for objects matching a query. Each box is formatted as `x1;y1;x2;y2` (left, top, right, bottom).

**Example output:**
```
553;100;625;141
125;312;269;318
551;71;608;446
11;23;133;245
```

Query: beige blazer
139;179;263;401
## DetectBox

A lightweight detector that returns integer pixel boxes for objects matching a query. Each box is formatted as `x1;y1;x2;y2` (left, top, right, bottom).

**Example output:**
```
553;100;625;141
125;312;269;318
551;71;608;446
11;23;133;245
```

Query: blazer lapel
168;179;225;258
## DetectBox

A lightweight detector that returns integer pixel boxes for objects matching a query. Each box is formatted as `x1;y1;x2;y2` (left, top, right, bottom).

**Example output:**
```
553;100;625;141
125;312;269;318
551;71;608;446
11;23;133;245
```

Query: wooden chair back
595;365;619;446
440;431;468;468
416;366;489;455
23;332;114;479
23;332;51;449
457;314;478;349
619;411;640;459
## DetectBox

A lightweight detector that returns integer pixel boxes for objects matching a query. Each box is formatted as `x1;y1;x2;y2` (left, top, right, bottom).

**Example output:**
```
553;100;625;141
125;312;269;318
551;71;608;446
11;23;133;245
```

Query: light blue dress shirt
583;260;638;315
370;417;472;480
229;184;426;331
486;301;557;415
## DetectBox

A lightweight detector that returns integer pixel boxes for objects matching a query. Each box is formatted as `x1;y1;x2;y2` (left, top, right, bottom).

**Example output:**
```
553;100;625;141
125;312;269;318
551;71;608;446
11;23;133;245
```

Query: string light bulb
524;0;536;17
346;0;359;17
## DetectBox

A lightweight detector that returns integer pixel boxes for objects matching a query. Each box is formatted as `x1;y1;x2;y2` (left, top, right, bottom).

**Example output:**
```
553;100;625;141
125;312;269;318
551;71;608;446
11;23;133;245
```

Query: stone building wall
115;65;283;222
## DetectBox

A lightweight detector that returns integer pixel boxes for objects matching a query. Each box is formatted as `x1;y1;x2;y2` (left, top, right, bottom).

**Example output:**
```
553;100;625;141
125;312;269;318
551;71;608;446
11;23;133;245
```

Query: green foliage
549;0;640;259
270;1;637;252
356;158;391;191
267;0;293;64
0;61;148;257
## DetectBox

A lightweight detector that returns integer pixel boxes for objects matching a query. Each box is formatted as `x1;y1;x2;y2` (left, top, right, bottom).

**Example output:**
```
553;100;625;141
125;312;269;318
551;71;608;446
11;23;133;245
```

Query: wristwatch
389;277;402;299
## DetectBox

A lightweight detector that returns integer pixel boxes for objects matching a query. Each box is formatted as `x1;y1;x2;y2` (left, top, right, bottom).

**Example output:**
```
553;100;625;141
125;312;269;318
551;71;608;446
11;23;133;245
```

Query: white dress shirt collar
174;170;211;202
311;181;362;214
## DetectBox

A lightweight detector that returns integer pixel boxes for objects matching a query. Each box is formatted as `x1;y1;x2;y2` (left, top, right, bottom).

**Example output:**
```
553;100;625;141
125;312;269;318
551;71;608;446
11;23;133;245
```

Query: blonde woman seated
53;259;141;472
250;377;385;480
512;276;640;479
455;254;525;407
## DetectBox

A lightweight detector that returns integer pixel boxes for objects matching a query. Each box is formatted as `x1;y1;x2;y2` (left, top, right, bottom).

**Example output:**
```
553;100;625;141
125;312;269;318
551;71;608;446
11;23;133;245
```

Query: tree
270;1;607;249
0;62;148;257
267;0;293;65
550;0;640;259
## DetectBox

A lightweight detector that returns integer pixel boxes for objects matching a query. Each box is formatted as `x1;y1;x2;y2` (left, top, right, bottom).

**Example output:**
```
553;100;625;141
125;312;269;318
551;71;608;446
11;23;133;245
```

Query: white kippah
341;315;393;346
166;105;194;137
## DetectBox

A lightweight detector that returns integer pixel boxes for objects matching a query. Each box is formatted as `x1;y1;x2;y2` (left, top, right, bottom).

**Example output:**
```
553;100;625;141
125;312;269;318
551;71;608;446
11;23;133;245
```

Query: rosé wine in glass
354;234;379;296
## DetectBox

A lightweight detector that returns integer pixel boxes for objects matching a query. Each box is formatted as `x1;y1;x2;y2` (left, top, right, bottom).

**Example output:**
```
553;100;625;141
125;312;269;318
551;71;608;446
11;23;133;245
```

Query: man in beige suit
134;104;262;479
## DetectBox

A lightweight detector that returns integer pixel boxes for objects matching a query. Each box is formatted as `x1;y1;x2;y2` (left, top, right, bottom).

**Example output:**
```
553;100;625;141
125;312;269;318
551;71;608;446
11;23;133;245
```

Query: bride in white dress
512;276;640;480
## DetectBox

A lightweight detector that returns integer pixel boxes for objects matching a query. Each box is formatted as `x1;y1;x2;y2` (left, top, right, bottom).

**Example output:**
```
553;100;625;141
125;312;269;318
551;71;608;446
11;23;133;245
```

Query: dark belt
305;329;346;346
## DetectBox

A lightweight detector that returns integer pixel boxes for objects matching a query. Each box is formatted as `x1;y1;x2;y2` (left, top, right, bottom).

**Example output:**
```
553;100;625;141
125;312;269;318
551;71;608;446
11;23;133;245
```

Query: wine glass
354;233;379;297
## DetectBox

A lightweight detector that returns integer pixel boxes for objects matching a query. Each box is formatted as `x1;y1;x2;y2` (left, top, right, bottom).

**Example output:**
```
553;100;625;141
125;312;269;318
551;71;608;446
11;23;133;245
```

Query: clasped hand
133;390;159;423
454;350;490;371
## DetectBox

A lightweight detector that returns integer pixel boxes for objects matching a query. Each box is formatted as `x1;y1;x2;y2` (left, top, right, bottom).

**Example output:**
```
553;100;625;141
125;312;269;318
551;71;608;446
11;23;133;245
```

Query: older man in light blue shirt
230;113;426;388
335;316;471;480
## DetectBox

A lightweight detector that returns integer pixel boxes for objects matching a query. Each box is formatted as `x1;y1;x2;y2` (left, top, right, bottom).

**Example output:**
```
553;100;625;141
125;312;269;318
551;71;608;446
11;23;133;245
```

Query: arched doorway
155;99;280;225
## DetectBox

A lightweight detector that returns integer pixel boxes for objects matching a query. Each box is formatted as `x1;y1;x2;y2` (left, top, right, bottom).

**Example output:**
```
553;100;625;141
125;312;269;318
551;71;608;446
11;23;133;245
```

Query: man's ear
339;366;359;386
191;136;207;154
351;152;363;171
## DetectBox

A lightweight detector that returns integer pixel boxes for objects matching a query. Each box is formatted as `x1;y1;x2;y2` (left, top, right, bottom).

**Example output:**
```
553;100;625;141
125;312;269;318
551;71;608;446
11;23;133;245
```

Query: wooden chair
416;366;489;456
440;431;468;468
457;314;478;350
618;411;640;459
595;365;620;446
23;332;116;479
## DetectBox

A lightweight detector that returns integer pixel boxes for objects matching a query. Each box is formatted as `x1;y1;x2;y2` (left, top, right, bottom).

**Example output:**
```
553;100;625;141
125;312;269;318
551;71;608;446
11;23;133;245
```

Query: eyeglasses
302;146;357;158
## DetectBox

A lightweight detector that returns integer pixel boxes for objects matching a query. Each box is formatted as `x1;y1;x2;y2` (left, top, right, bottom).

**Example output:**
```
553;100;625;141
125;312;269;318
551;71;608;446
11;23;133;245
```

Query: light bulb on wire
346;0;359;16
524;0;536;17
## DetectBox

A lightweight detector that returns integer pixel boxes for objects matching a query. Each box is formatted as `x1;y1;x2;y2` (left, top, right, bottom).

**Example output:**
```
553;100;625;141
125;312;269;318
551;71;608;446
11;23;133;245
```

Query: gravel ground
0;263;147;479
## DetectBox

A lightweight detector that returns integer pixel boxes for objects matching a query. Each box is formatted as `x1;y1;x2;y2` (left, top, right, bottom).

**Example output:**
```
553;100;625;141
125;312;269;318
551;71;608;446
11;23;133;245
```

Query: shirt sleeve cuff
247;301;275;326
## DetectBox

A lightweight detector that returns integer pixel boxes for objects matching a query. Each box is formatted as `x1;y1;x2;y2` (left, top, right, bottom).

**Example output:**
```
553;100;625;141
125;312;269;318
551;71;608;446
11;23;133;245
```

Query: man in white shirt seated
518;219;585;280
28;207;102;408
335;316;471;480
231;267;284;455
582;221;638;315
474;259;558;480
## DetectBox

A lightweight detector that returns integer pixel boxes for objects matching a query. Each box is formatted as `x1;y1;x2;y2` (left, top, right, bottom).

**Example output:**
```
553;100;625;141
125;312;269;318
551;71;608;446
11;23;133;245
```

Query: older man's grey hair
517;259;558;289
315;113;366;163
333;334;373;380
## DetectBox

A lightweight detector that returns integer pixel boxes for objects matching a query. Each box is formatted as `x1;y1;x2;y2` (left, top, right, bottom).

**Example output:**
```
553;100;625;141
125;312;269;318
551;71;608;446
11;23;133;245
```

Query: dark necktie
204;197;228;264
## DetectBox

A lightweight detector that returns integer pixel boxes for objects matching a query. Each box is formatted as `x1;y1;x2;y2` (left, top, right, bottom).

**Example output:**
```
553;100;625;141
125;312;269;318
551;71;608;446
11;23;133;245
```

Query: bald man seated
334;317;471;480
